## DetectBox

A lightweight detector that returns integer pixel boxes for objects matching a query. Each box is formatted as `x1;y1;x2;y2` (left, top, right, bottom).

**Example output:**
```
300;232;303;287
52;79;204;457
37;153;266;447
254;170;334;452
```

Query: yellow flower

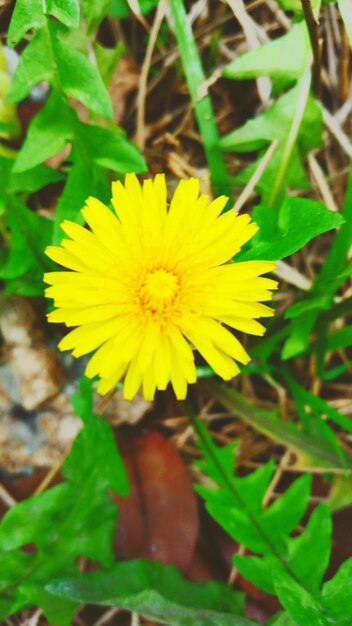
44;174;277;400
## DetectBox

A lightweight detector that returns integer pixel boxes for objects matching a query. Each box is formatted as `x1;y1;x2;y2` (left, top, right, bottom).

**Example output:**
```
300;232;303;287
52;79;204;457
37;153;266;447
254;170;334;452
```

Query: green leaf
208;382;352;471
52;25;113;118
7;0;79;46
223;23;310;83
75;122;147;173
110;0;159;17
7;29;53;103
321;558;352;625
13;90;74;172
221;85;321;154
221;84;322;203
0;377;128;624
7;0;45;46
240;197;344;261
52;154;96;243
47;560;255;626
9;164;64;193
282;171;352;358
46;0;80;29
0;201;53;295
274;575;328;626
94;41;124;85
81;0;113;30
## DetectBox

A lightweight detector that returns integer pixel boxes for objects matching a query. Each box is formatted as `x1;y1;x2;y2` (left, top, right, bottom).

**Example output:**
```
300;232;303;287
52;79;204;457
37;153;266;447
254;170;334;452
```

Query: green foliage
169;0;232;200
0;377;129;624
192;419;352;626
239;196;343;262
1;0;146;293
222;23;310;86
47;559;254;626
221;81;322;205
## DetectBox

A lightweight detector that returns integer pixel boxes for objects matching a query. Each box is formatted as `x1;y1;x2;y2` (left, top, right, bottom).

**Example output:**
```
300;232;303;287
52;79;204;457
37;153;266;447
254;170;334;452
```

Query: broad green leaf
52;154;97;244
9;164;64;193
47;560;254;626
7;0;45;46
268;612;299;626
52;25;113;118
7;30;53;103
281;504;331;593
274;575;329;626
13;91;74;172
0;201;53;295
75;121;147;172
220;85;321;154
239;197;344;261
7;0;79;45
110;0;159;17
282;171;352;358
221;84;322;202
46;0;80;29
94;41;124;85
0;378;128;624
81;0;113;30
223;23;310;83
321;558;352;625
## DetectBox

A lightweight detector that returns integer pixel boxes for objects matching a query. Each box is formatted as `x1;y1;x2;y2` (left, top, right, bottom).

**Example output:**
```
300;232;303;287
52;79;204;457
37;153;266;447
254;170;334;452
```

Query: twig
300;0;322;97
323;106;352;158
233;140;278;212
135;0;168;149
308;152;339;212
0;482;17;508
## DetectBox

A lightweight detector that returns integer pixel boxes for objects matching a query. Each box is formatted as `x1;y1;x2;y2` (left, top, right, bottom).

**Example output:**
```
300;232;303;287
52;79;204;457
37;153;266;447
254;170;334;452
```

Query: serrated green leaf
7;0;79;46
221;84;322;202
7;0;45;47
221;85;321;154
0;377;128;624
75;122;147;172
284;504;331;594
46;0;80;29
223;23;310;83
47;560;254;626
110;0;158;17
52;154;96;243
0;201;53;295
239;197;344;261
208;382;352;470
9;164;64;193
7;29;53;102
13;90;74;172
81;0;112;30
274;574;329;626
51;25;113;118
94;41;124;85
321;558;352;625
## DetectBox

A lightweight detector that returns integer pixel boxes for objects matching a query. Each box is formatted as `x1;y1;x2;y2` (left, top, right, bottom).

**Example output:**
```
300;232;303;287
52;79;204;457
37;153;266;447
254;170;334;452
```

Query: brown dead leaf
113;430;199;574
109;57;140;123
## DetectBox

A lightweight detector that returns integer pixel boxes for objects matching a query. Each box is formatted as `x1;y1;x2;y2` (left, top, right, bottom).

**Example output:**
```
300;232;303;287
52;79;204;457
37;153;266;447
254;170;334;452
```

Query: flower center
140;268;179;313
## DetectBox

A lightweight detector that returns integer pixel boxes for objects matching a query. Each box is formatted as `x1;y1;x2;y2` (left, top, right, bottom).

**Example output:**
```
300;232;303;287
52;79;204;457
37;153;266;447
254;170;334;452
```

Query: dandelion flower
44;174;277;400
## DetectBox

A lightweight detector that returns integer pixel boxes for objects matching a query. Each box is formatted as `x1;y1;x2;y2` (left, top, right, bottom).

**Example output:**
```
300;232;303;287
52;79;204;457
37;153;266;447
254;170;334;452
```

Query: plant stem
169;0;232;201
300;0;322;97
268;69;312;208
